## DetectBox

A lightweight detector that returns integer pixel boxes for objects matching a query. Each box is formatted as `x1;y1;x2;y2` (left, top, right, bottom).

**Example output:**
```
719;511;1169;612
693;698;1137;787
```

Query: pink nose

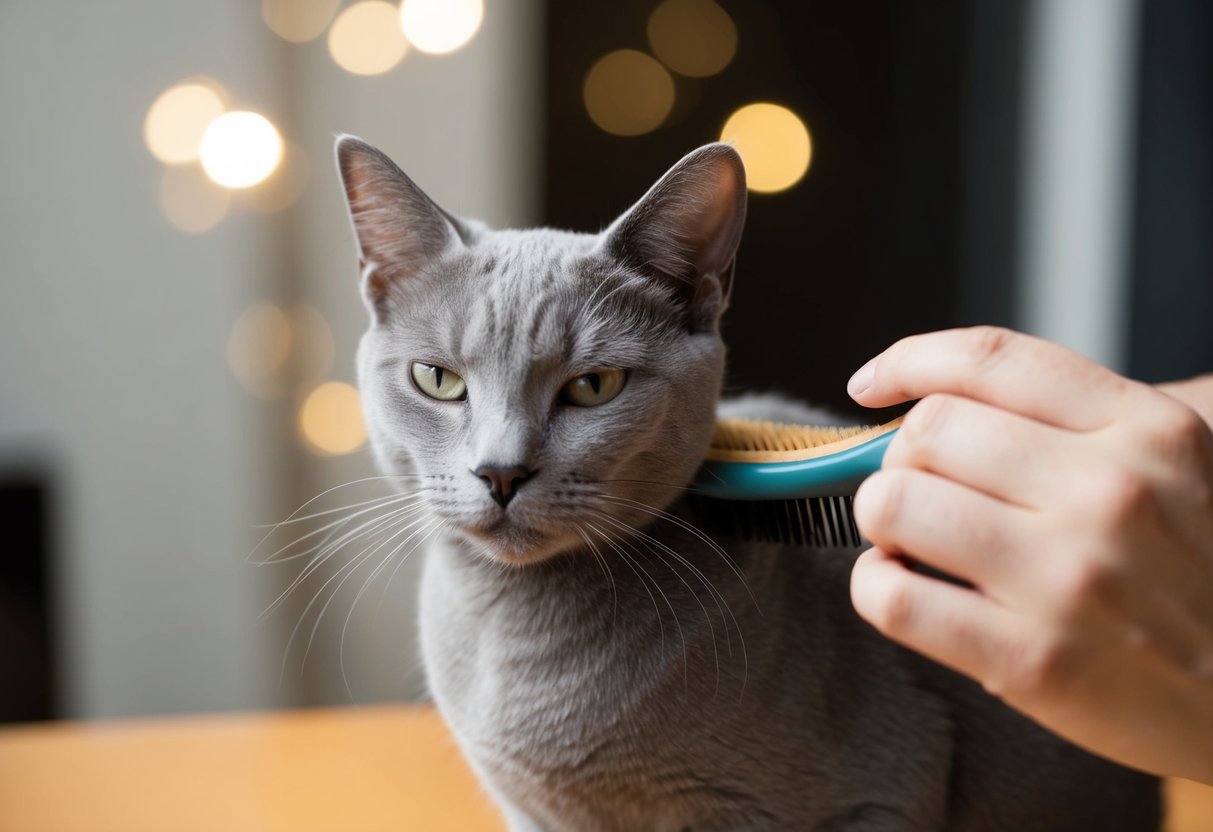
473;465;535;508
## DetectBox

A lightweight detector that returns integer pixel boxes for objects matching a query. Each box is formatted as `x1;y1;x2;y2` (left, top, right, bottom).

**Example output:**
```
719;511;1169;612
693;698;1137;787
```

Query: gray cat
335;137;1160;831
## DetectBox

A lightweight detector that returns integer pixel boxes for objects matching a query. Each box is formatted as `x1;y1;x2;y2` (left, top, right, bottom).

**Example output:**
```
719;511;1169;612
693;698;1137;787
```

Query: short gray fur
334;136;1160;831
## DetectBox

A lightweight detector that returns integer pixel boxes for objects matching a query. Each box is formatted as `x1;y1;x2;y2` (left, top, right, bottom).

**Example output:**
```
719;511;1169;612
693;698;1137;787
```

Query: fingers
848;326;1144;431
882;393;1074;508
853;468;1038;601
850;546;1024;686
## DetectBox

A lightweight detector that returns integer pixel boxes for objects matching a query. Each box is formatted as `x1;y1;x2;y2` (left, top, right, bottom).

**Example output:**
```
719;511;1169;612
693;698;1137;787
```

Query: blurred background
0;0;1209;723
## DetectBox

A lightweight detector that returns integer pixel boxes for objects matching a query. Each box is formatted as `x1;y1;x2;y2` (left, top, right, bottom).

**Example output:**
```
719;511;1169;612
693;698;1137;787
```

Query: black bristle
689;494;864;549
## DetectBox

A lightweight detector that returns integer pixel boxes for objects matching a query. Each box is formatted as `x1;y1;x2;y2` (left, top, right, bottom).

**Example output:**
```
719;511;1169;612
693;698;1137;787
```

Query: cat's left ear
600;143;747;333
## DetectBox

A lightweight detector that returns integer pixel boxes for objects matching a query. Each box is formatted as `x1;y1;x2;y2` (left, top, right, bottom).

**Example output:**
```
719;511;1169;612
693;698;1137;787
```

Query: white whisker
597;493;757;611
283;512;432;683
576;525;618;623
249;474;423;559
261;501;428;619
339;517;446;702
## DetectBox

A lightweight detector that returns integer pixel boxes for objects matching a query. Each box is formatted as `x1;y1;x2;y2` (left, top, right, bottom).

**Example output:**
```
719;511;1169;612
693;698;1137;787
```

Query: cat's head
336;137;746;565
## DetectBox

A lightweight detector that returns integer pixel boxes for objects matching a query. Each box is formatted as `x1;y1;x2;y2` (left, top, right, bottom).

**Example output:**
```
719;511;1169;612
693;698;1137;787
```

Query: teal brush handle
693;429;897;501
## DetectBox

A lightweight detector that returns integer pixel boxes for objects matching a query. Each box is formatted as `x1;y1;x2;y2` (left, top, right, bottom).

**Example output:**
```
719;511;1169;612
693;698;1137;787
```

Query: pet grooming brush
690;417;903;548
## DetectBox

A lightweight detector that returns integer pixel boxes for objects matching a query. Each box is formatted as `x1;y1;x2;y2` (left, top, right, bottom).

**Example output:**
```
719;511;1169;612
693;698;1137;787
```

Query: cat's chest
418;543;680;770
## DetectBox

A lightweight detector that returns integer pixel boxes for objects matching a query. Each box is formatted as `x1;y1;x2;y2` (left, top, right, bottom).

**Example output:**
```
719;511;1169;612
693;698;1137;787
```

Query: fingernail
848;359;876;397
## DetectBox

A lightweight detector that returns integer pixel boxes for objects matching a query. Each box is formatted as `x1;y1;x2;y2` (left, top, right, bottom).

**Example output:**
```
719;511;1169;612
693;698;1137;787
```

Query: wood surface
1;705;1209;831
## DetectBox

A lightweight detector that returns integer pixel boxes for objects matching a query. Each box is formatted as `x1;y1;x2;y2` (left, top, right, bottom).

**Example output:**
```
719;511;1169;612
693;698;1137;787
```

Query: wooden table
0;706;1209;831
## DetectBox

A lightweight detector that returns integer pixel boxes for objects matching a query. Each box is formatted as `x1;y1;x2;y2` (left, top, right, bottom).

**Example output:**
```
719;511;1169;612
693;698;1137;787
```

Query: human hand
846;326;1213;784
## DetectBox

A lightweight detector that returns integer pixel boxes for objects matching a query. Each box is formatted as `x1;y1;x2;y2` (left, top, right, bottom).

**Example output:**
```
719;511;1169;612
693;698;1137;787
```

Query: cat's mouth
455;515;575;565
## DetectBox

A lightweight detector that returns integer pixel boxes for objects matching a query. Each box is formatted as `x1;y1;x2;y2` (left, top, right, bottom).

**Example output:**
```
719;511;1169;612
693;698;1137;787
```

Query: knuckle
1054;555;1118;613
902;394;955;448
1147;399;1208;459
870;577;917;634
999;635;1079;700
854;470;909;537
1070;467;1153;536
965;326;1015;371
1090;469;1153;529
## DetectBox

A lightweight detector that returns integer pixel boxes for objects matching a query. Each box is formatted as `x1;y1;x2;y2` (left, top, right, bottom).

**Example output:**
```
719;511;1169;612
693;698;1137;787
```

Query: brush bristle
710;419;871;454
689;494;862;549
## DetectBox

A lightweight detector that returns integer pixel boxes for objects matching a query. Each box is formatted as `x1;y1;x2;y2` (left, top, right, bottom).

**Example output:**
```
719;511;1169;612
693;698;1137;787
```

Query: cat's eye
411;362;467;401
560;369;626;407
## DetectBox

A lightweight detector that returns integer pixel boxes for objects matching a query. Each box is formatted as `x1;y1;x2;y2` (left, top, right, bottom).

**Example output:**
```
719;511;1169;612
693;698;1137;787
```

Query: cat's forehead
385;227;680;367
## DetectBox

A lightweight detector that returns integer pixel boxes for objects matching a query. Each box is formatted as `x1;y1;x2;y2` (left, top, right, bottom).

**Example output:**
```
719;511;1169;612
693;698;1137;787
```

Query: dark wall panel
544;0;969;419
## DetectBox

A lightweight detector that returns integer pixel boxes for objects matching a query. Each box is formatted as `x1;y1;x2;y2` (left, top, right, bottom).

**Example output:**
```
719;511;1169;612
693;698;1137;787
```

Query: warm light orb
199;111;284;189
299;381;368;455
244;141;310;214
647;0;737;78
720;103;812;193
583;50;675;137
400;0;483;54
262;0;341;43
160;165;232;234
144;82;226;164
289;304;335;383
227;303;293;398
328;1;409;76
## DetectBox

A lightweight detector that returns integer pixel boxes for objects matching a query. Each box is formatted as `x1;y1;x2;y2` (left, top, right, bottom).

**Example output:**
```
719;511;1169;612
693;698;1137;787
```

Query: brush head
690;416;902;548
688;492;863;548
706;417;901;463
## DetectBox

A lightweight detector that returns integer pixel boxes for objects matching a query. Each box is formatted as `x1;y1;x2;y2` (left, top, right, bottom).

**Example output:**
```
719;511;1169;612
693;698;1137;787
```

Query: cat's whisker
248;474;424;559
596;493;758;613
251;493;426;567
339;517;447;703
590;510;727;693
595;505;751;696
575;526;618;623
260;501;429;619
586;522;652;626
252;490;414;530
264;504;424;611
285;512;432;682
591;507;737;631
373;518;449;618
595;522;691;689
585;521;674;662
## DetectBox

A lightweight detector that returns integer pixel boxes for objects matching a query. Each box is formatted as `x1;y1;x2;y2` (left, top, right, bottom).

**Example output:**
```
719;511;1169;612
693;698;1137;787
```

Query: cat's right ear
335;135;467;318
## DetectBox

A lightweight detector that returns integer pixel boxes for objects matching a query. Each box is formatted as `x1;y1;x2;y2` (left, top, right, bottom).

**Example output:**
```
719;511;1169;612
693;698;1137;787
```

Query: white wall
1018;0;1139;370
0;0;541;718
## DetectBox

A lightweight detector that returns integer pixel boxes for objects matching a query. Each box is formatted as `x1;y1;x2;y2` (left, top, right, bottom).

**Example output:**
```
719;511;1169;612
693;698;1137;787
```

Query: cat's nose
473;465;535;508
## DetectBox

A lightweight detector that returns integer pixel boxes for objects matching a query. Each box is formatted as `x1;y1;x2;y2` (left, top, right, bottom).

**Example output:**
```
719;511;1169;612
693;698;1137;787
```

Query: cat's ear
600;143;747;332
335;135;471;316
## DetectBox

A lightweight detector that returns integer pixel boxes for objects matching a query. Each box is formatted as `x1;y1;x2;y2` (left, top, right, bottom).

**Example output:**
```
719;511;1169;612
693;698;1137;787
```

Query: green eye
411;362;467;401
561;369;626;407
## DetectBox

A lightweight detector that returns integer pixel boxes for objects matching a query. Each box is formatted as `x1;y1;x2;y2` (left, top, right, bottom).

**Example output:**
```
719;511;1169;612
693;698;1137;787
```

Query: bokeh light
144;81;227;164
647;0;737;78
227;303;293;399
399;0;484;55
328;1;409;76
262;0;341;43
583;50;675;137
288;304;335;383
199;111;284;189
299;381;367;455
243;141;310;214
160;165;232;234
720;103;812;193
